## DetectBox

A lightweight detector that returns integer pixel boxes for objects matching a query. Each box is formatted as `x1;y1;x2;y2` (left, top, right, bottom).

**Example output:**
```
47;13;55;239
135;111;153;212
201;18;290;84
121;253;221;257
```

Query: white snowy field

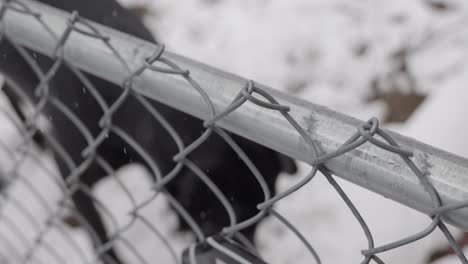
2;0;468;263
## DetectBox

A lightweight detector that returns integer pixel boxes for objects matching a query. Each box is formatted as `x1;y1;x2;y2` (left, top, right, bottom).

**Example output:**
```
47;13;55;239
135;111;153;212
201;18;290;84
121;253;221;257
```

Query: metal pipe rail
2;0;468;233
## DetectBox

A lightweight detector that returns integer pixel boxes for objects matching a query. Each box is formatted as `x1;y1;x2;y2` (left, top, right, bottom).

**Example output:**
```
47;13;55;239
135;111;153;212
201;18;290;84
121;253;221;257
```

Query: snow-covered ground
2;0;468;263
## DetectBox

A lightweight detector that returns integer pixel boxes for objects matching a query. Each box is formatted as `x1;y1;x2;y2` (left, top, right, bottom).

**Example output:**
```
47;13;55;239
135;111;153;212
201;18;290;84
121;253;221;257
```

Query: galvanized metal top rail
2;0;468;233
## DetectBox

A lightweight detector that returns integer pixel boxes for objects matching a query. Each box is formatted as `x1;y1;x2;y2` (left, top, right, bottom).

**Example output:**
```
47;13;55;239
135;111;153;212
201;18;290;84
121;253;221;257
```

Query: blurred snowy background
2;0;468;263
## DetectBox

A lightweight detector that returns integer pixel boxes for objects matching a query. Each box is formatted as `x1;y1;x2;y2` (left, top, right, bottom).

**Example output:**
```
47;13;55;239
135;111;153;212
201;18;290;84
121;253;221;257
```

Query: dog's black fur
0;1;297;263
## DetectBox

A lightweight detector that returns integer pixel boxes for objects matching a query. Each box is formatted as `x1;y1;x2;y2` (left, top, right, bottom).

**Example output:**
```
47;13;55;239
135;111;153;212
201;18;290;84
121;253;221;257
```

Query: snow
92;164;192;263
140;0;459;114
403;72;468;158
2;0;468;263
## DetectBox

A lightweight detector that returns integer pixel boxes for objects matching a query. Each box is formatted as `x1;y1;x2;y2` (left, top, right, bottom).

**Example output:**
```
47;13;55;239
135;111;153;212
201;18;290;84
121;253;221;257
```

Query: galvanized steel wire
0;0;467;263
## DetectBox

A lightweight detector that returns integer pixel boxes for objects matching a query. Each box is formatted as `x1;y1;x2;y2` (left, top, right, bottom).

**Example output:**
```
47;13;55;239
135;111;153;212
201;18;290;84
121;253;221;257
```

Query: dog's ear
276;153;297;174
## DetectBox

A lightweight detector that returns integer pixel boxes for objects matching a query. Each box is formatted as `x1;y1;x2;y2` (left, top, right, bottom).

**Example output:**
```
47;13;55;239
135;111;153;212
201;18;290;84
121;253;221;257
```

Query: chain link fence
1;0;468;263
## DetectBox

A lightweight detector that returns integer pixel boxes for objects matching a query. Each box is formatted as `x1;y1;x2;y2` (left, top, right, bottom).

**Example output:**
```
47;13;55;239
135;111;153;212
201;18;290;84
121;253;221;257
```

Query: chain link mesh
0;0;467;263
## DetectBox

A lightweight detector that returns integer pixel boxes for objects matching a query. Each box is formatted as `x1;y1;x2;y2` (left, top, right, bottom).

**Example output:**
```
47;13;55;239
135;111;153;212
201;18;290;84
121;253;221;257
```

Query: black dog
0;1;297;263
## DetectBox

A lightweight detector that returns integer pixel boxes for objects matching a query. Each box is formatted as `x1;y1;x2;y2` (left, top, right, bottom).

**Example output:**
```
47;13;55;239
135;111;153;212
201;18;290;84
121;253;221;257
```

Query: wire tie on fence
358;126;414;157
155;55;218;117
160;58;192;78
307;118;379;166
257;118;379;211
203;80;254;128
119;45;166;90
144;60;190;75
252;85;290;111
240;85;290;112
363;117;378;130
355;118;414;157
117;45;165;89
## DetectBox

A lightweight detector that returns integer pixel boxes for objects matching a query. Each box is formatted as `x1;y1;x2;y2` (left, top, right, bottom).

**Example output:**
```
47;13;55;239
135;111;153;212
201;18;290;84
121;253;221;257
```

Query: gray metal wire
0;0;467;263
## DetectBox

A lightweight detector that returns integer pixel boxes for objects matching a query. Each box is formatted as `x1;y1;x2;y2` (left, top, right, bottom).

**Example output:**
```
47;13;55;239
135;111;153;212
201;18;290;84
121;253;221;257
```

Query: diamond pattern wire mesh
0;0;467;263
